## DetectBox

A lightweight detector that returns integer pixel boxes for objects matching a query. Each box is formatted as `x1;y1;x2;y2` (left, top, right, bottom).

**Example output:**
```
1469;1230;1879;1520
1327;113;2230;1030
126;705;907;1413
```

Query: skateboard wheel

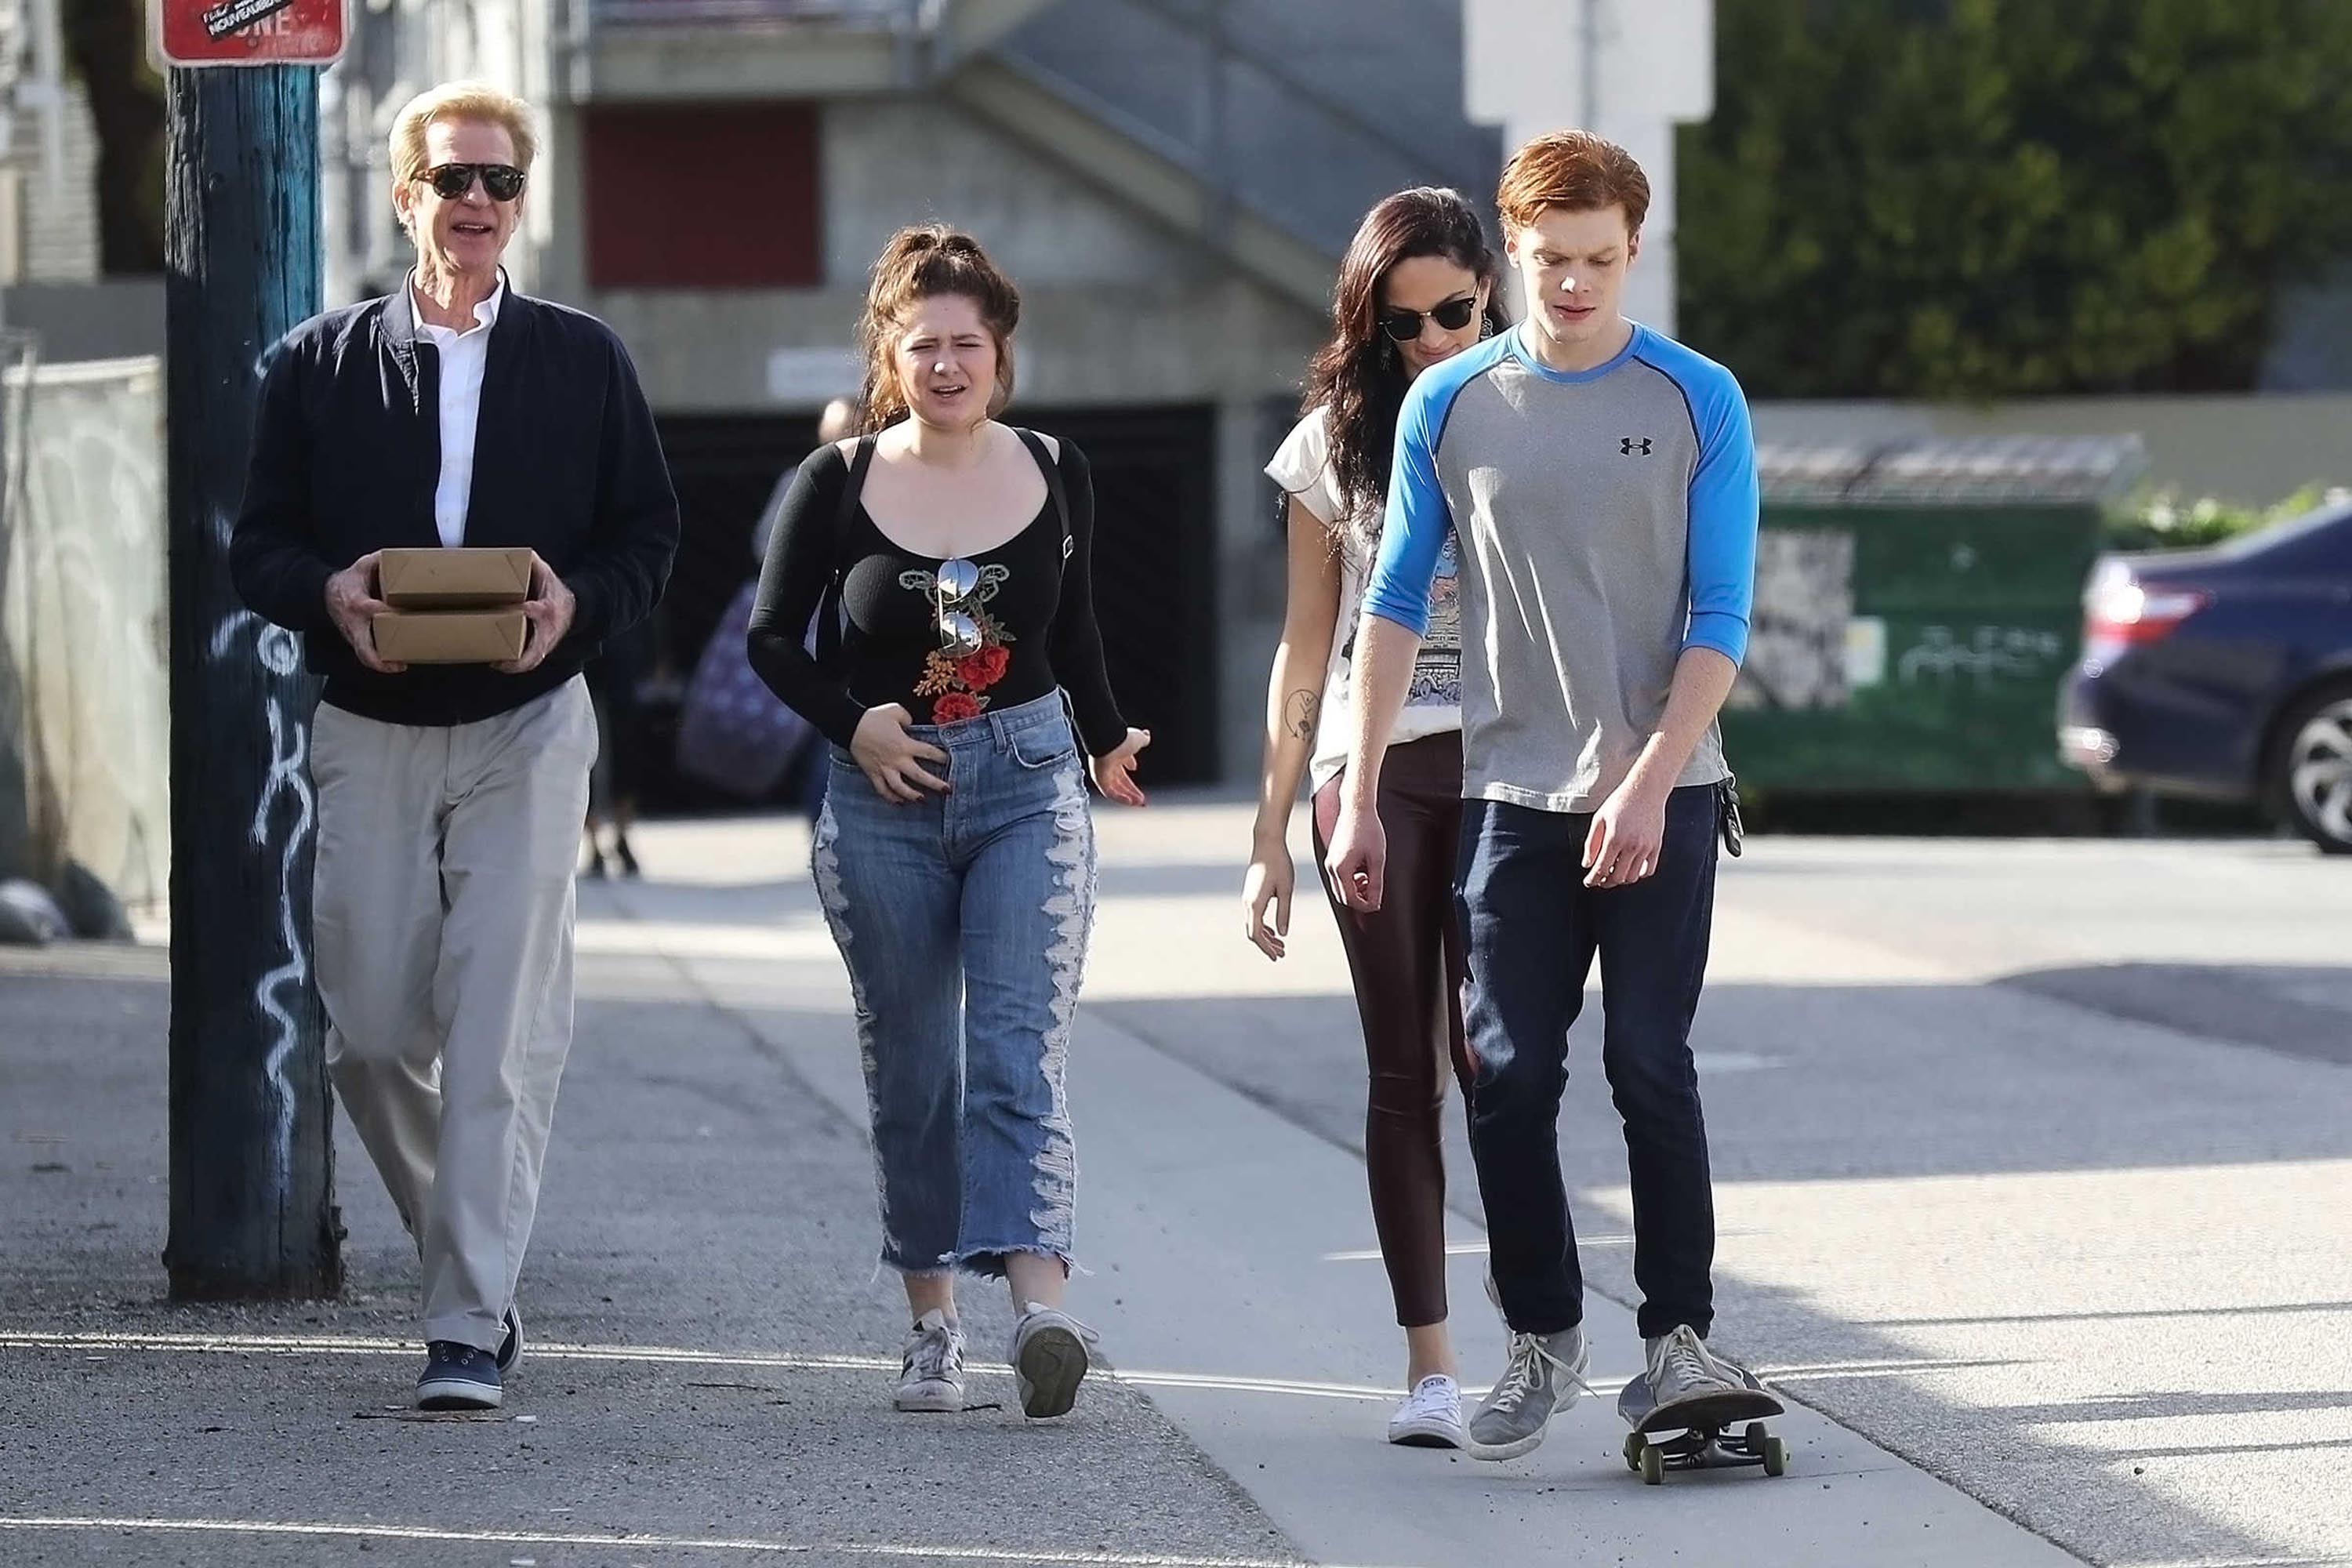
1744;1421;1768;1454
1762;1436;1788;1477
1623;1432;1644;1471
1640;1443;1664;1485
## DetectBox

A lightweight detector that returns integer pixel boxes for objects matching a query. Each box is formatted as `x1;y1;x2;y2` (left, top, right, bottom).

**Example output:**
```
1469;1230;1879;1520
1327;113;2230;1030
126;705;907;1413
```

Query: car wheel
2270;682;2352;854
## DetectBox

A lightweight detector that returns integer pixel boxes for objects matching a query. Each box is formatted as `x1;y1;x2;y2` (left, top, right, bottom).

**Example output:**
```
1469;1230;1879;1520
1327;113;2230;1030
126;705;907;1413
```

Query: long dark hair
1298;187;1506;554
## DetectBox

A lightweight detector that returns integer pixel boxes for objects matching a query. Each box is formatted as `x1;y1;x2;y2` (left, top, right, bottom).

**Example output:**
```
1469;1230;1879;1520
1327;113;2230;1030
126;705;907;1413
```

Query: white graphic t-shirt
1265;406;1463;792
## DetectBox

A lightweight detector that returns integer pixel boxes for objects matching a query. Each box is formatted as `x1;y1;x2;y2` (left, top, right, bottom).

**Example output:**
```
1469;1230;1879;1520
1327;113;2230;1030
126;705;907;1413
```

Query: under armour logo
1621;437;1653;456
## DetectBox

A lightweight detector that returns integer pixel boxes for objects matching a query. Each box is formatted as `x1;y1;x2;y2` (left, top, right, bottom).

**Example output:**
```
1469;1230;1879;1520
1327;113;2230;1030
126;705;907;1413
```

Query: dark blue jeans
1455;786;1719;1341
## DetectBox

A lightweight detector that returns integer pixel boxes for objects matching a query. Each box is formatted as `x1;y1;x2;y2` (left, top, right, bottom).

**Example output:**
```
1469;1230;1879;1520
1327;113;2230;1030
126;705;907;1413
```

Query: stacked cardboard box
373;548;534;664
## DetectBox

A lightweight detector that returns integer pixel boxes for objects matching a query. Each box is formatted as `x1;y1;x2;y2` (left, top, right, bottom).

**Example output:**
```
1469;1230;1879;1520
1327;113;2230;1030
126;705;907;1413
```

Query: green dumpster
1719;436;2145;792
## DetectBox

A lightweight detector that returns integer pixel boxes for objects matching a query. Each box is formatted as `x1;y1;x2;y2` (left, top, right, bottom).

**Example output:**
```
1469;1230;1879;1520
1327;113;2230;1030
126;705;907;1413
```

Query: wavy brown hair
854;224;1022;433
1299;187;1505;554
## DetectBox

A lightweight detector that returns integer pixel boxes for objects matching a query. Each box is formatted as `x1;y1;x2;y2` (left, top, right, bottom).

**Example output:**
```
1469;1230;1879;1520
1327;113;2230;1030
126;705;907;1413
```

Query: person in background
747;226;1149;1421
744;396;862;819
818;394;859;448
1242;187;1504;1450
582;618;651;878
230;81;677;1411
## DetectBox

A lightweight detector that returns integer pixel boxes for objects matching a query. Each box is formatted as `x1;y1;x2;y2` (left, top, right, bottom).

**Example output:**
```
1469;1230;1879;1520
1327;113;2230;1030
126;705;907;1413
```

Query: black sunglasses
1377;295;1479;343
418;162;527;202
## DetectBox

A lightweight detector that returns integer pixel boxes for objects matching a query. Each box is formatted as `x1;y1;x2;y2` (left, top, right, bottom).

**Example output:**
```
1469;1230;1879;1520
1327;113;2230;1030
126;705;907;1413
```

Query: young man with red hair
1326;129;1760;1461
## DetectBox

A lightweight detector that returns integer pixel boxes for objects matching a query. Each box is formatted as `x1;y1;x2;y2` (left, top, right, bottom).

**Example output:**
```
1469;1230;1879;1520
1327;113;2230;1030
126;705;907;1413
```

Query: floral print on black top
744;434;1129;755
904;562;1013;724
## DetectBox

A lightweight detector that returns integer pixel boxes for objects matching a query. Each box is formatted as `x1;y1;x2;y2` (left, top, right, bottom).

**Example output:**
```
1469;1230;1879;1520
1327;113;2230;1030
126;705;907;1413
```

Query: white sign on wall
765;346;859;406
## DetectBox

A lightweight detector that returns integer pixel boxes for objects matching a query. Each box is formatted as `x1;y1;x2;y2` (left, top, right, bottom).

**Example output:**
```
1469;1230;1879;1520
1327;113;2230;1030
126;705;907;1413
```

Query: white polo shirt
411;274;506;549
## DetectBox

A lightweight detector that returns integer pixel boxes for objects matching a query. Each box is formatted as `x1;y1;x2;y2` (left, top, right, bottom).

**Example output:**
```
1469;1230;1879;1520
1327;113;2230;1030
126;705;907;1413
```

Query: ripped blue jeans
809;692;1095;1278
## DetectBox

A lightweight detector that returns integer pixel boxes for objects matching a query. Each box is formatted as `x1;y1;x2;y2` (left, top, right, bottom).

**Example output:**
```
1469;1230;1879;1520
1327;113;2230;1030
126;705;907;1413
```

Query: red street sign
153;0;349;67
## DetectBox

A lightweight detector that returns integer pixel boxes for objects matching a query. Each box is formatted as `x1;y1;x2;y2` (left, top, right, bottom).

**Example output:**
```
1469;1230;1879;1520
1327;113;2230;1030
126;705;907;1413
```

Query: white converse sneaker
1387;1374;1467;1448
1009;1302;1094;1419
894;1309;966;1413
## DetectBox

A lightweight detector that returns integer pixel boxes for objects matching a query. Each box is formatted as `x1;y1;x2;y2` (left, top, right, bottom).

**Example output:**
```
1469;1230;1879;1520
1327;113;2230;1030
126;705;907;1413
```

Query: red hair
1497;130;1650;234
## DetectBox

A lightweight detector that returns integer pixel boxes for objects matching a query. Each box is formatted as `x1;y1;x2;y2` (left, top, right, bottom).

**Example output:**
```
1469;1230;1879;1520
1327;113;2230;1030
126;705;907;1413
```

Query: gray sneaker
1009;1302;1094;1419
893;1309;966;1413
1466;1323;1590;1461
1644;1323;1739;1408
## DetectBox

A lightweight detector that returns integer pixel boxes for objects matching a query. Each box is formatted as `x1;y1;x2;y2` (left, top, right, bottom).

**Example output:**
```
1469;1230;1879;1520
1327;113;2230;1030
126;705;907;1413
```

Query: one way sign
153;0;348;67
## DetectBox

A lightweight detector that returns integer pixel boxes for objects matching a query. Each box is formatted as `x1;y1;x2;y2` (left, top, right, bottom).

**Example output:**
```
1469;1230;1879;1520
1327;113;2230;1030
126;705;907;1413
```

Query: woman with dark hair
1242;187;1504;1448
748;224;1150;1421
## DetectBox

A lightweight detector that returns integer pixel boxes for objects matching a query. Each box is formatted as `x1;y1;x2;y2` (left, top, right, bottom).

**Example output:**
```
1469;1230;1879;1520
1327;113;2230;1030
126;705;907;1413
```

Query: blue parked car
2060;499;2352;851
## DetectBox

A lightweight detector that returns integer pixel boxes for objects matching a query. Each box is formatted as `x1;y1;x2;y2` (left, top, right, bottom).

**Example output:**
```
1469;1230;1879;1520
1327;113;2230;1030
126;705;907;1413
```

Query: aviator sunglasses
1377;294;1479;342
932;557;986;659
417;162;528;202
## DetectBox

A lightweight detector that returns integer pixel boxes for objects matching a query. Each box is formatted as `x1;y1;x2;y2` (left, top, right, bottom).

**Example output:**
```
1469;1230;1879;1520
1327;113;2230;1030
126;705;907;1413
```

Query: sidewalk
0;927;1294;1566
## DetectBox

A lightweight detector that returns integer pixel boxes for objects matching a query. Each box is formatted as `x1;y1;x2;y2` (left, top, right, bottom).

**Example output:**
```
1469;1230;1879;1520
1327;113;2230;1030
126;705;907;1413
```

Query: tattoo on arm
1284;689;1320;741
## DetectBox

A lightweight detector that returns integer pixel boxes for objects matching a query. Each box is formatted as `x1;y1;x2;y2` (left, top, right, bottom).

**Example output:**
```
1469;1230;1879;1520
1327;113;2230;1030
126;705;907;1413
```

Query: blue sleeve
1681;364;1758;665
1361;375;1454;637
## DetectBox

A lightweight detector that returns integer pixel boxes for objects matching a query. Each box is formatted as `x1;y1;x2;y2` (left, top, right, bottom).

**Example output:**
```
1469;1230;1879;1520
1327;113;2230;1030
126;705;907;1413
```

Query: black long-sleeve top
746;435;1126;754
230;286;680;727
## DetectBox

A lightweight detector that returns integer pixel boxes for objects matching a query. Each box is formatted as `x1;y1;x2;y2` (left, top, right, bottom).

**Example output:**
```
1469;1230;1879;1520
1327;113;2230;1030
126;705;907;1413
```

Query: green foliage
1677;0;2352;397
2103;484;2349;551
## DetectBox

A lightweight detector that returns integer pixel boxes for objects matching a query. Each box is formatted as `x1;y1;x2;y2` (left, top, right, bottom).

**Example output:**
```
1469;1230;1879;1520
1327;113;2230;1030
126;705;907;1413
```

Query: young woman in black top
748;226;1148;1422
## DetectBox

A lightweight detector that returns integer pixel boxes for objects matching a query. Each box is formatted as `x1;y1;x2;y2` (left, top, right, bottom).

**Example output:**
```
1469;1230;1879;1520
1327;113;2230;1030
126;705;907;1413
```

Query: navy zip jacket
230;285;680;728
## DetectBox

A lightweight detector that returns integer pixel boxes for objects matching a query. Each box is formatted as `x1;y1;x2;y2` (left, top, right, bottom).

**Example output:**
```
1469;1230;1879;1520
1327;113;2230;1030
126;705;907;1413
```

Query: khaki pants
310;678;597;1350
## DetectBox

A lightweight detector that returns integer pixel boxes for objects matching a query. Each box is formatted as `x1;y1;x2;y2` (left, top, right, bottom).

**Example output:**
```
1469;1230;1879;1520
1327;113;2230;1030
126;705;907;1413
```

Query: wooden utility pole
160;59;340;1299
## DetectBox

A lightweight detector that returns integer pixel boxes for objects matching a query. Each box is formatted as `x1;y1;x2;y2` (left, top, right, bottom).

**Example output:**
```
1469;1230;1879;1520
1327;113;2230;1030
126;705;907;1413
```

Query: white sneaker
894;1309;966;1413
1009;1302;1094;1419
1387;1374;1467;1448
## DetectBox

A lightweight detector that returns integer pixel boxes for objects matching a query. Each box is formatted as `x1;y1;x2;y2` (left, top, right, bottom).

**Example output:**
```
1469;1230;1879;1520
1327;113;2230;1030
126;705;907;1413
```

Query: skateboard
1617;1364;1788;1484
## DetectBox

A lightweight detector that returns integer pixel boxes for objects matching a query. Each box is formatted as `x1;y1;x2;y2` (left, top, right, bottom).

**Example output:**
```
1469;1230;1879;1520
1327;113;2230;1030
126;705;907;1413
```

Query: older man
231;82;677;1410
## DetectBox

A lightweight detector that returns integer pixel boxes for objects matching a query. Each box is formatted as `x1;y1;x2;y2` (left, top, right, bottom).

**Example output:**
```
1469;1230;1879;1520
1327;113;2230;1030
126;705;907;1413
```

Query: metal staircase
581;0;1500;312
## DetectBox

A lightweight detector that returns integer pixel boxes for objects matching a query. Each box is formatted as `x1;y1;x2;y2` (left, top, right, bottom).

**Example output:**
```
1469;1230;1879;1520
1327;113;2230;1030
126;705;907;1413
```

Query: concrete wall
1754;393;2352;508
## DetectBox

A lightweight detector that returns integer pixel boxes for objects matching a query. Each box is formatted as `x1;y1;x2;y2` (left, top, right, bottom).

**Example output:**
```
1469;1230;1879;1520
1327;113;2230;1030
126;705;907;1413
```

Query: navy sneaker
495;1306;521;1376
416;1341;503;1410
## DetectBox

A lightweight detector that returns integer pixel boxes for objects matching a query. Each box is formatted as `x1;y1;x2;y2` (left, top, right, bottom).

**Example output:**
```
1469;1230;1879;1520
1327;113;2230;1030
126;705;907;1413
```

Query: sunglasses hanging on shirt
419;162;528;202
933;557;986;659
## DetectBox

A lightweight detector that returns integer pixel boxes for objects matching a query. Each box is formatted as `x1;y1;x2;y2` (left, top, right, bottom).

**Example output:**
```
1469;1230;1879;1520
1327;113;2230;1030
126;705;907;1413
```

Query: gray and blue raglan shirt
1362;321;1759;813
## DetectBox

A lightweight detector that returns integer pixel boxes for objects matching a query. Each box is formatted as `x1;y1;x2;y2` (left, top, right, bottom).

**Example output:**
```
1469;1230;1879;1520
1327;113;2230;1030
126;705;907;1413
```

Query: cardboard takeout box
377;547;535;609
372;609;529;665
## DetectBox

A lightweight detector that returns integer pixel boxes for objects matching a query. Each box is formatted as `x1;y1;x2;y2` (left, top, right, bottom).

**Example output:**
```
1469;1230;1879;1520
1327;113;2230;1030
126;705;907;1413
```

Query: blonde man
231;82;678;1409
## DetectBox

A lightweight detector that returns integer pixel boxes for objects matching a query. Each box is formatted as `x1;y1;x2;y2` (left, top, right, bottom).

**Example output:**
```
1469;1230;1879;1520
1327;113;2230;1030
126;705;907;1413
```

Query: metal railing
993;0;1497;261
